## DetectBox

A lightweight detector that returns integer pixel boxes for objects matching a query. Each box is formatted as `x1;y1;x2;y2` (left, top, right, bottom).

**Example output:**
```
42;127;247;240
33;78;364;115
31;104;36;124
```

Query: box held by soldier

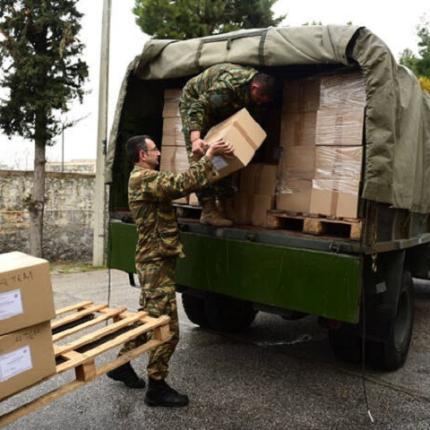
204;108;267;180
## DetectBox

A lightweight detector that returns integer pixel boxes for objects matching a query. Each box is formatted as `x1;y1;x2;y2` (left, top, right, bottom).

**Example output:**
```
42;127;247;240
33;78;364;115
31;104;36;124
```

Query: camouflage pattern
128;155;215;263
119;155;216;379
179;63;258;201
179;63;258;134
119;259;178;380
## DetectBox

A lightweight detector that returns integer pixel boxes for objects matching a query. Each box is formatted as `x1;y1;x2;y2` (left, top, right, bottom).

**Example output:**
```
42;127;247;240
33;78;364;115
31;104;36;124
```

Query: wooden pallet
266;210;362;240
0;301;171;427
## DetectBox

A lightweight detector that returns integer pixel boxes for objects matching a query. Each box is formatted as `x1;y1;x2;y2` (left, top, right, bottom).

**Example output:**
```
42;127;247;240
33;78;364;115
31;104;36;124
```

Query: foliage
400;17;430;84
419;76;430;93
0;0;88;144
133;0;286;39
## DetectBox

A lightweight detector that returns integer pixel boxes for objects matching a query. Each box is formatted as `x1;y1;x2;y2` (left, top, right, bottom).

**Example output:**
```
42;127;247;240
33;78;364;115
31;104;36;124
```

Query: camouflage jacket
179;63;258;135
128;156;215;263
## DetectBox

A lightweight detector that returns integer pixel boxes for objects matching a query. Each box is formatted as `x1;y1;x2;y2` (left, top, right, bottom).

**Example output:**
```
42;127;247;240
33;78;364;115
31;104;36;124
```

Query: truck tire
182;292;209;328
367;270;414;371
328;328;362;364
204;293;257;333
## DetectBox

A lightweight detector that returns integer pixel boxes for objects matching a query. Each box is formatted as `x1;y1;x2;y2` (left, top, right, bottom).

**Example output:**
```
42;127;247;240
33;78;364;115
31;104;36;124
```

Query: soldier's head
126;135;160;169
250;73;276;105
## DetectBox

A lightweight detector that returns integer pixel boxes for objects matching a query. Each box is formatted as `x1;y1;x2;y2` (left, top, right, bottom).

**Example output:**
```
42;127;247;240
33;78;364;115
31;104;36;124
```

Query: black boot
144;378;189;407
107;362;146;389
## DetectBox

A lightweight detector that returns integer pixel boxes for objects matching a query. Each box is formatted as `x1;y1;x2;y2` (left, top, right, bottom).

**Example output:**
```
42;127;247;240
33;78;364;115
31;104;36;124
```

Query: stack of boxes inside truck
160;89;198;205
0;252;56;400
160;70;366;226
276;72;366;219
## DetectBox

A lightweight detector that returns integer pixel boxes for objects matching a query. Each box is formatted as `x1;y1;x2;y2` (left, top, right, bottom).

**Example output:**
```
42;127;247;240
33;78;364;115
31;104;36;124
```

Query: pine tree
0;1;88;257
133;0;286;39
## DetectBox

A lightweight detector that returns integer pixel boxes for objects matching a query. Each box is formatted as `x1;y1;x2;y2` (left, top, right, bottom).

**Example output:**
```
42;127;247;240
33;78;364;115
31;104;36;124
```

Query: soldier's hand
191;138;206;157
206;140;234;159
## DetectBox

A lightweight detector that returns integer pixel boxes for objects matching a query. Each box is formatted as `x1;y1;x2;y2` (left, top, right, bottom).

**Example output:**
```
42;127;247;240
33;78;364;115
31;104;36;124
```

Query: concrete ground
2;269;430;430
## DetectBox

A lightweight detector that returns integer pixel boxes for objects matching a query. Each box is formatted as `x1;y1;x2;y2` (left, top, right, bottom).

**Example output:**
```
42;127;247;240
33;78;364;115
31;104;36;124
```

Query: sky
1;0;429;169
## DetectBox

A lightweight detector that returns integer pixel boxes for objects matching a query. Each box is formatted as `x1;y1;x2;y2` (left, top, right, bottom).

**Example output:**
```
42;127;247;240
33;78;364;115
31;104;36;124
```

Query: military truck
105;26;430;371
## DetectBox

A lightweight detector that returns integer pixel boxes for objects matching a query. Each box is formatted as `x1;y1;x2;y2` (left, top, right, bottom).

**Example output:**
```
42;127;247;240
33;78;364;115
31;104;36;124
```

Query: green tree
133;0;286;39
0;1;88;257
400;18;430;79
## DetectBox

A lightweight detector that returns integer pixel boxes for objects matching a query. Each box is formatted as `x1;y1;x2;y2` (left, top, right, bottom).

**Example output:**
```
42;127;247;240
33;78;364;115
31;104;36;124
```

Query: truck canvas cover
106;25;430;213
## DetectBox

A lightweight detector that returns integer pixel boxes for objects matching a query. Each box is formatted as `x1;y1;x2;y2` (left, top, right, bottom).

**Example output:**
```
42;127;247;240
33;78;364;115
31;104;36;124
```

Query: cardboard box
0;321;56;400
0;252;55;335
315;146;363;179
240;163;277;195
283;78;321;113
162;117;185;147
160;145;189;173
250;194;275;226
310;179;360;218
280;112;317;146
278;146;316;179
276;179;313;213
280;108;364;147
204;108;267;179
189;193;199;206
282;72;365;113
314;108;364;146
163;88;182;117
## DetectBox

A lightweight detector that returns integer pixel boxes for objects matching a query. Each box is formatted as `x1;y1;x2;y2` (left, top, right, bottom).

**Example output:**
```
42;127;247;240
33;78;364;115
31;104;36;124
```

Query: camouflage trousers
181;124;236;202
119;258;179;381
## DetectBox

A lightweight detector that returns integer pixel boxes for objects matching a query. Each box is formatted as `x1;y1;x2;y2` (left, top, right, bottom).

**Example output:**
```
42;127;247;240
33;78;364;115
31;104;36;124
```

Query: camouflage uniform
179;63;258;201
119;155;215;380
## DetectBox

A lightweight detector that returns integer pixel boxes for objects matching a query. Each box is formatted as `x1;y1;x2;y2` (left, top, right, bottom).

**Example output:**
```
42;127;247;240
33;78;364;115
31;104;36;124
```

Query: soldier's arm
139;156;216;201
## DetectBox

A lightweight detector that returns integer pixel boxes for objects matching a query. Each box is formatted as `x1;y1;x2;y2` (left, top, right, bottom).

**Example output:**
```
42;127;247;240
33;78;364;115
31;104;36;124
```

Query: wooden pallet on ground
266;210;362;240
0;301;171;427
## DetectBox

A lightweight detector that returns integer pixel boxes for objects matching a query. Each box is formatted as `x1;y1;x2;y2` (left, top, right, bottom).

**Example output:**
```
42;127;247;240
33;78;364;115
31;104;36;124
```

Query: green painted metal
108;222;362;323
108;222;137;274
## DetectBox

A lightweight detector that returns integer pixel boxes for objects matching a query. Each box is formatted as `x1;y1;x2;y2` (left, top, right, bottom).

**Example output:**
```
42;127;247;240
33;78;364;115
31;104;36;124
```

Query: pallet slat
267;210;362;240
0;303;171;428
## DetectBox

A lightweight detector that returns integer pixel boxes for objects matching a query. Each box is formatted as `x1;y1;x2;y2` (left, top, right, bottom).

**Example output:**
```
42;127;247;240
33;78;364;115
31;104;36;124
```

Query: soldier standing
180;62;275;226
107;134;233;407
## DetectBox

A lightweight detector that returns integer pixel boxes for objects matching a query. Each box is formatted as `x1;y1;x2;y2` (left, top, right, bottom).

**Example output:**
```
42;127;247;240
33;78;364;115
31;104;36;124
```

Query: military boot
144;378;189;407
217;197;236;221
106;362;146;389
200;198;233;227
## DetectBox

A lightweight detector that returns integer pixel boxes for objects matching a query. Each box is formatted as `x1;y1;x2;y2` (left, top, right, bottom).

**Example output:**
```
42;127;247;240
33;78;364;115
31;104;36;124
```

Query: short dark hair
126;135;152;163
252;73;276;98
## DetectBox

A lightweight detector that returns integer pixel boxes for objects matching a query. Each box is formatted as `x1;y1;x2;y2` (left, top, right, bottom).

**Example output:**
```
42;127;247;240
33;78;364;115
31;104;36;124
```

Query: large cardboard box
239;163;277;195
0;252;55;335
250;194;275;226
310;179;360;218
204;109;267;179
276;178;313;213
0;321;56;400
280;108;364;147
278;146;316;179
315;146;363;179
162;117;185;147
163;88;182;118
160;145;189;173
314;108;364;146
282;72;366;113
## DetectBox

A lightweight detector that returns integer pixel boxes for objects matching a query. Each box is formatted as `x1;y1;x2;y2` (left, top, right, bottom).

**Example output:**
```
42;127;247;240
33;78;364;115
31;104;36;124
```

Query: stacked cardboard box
232;163;277;226
160;89;193;204
276;72;365;218
0;252;56;400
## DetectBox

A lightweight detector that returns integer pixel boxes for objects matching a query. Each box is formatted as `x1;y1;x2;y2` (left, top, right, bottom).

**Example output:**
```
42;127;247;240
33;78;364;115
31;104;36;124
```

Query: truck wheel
367;270;414;371
328;328;362;364
182;292;209;328
204;293;257;333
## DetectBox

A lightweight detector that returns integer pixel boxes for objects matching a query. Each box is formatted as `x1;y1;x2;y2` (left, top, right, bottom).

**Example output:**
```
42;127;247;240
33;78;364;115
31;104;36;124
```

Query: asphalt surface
2;269;430;429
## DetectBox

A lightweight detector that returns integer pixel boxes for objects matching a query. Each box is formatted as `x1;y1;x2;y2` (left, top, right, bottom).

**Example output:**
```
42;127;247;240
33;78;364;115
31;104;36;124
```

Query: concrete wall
0;170;95;261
